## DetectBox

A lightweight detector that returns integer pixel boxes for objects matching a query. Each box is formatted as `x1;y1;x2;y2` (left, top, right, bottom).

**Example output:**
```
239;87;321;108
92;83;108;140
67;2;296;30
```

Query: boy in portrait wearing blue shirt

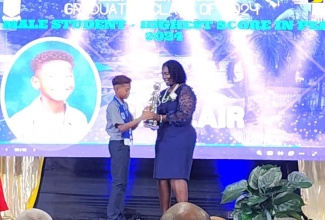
106;75;153;220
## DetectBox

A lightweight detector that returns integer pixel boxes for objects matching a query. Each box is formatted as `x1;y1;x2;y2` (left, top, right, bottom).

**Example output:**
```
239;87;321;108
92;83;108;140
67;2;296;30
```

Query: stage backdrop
0;1;325;220
0;0;325;161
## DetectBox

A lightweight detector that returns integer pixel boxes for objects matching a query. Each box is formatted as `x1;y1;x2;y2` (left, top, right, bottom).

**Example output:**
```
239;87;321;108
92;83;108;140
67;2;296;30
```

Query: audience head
160;202;210;220
16;208;52;220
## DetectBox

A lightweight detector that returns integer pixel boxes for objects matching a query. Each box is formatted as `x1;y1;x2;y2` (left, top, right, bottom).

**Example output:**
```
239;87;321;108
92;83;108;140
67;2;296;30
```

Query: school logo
2;0;21;21
121;112;126;120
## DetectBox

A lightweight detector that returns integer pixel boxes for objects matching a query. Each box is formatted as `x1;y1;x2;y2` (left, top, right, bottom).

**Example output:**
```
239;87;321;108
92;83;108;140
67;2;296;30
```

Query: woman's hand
153;114;167;123
152;113;161;121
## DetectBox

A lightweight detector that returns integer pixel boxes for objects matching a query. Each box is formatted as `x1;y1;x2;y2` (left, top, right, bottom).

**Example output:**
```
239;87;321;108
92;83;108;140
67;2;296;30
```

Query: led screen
0;0;325;160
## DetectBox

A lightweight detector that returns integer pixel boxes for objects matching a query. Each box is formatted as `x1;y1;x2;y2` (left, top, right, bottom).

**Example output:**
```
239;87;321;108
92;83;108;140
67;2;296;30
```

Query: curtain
0;156;44;219
298;160;325;220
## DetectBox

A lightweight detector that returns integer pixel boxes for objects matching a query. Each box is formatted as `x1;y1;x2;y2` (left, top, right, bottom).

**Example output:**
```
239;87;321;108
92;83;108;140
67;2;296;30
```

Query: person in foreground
15;208;52;220
160;202;210;220
106;75;153;220
151;60;197;213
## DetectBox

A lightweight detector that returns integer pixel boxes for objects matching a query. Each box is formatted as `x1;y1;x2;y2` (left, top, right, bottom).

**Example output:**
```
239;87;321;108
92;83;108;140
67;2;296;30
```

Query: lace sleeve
166;85;196;126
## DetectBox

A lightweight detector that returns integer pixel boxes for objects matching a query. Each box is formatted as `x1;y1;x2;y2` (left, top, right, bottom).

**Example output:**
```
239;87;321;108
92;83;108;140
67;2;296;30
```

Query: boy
105;75;153;220
8;50;88;144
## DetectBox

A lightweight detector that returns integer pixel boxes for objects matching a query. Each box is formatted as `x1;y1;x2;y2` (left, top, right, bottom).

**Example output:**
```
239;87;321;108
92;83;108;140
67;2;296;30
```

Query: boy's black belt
110;140;124;143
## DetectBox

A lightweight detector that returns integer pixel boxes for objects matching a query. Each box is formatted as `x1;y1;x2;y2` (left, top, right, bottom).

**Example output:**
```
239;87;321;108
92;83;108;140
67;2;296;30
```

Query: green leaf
248;166;268;190
279;180;296;192
221;180;248;204
275;212;290;218
275;211;302;220
252;213;265;220
232;210;242;220
247;185;259;196
264;210;272;220
247;195;268;206
242;214;252;220
258;167;282;189
274;192;304;205
276;200;303;212
278;179;289;186
274;192;304;212
235;195;248;208
289;211;303;220
264;179;289;195
242;204;253;215
260;165;276;170
264;185;288;196
288;171;313;189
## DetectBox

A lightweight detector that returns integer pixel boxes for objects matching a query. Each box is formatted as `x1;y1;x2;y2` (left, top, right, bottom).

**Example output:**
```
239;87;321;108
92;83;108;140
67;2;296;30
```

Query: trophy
143;82;162;130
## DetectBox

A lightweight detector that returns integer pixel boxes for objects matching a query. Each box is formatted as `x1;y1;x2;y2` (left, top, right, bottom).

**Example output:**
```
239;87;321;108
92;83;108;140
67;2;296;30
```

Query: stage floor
35;158;297;220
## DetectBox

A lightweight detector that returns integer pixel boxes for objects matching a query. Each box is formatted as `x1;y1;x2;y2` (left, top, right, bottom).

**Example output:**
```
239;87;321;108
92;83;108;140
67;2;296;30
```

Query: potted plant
221;165;313;220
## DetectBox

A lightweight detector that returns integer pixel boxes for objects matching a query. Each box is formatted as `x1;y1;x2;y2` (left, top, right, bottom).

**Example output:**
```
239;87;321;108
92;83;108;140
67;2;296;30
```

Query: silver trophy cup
143;82;161;130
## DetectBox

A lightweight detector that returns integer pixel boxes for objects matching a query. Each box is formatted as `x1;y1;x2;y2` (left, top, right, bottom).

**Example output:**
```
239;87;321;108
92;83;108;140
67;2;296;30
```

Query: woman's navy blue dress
154;84;197;180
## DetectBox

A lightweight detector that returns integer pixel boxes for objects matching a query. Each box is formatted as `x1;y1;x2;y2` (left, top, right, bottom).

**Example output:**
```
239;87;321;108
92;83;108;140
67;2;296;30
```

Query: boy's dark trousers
107;140;130;220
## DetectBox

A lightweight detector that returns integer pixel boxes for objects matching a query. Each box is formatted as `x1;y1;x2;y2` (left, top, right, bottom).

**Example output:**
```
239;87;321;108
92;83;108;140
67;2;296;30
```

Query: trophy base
143;122;159;130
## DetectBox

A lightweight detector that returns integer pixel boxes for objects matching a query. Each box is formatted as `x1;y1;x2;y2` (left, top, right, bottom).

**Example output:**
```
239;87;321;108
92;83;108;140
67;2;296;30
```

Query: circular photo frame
1;37;101;149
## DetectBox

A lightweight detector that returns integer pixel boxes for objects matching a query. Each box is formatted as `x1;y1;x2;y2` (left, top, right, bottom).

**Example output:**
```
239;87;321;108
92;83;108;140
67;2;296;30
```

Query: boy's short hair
31;50;74;73
112;75;132;86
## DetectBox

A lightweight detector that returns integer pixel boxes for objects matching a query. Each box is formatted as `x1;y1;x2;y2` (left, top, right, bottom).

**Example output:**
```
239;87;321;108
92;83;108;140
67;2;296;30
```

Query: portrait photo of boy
7;50;89;144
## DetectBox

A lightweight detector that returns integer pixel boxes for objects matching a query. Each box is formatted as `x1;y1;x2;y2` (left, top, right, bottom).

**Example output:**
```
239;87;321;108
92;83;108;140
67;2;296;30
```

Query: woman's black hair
162;60;187;84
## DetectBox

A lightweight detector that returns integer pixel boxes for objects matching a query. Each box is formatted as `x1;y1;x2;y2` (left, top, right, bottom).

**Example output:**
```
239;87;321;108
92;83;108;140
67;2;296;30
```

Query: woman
0;178;8;219
151;60;197;213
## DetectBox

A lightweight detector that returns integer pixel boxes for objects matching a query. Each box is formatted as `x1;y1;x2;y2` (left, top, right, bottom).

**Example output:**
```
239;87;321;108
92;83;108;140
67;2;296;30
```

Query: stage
34;158;297;220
